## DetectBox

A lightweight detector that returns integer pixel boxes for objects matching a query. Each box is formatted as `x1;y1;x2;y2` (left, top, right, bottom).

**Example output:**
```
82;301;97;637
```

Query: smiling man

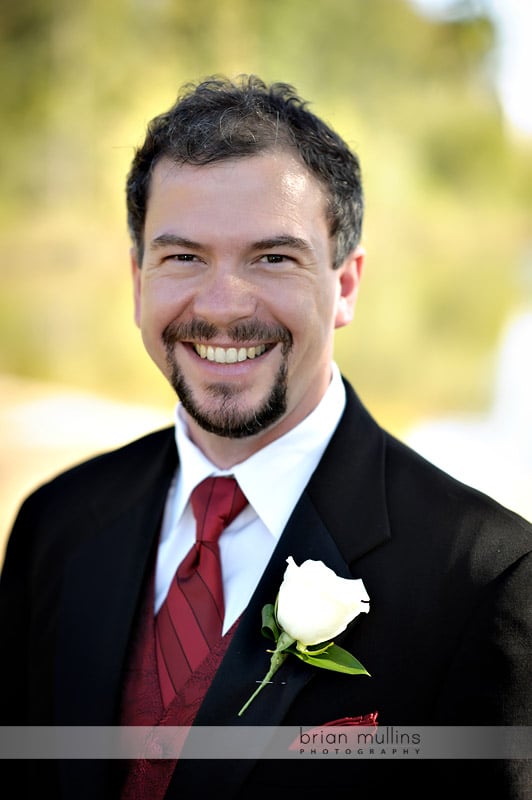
132;151;362;463
1;75;530;800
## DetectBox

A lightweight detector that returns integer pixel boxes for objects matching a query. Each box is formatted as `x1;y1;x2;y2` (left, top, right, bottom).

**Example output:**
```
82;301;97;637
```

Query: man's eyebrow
148;232;314;253
149;233;202;250
252;235;314;253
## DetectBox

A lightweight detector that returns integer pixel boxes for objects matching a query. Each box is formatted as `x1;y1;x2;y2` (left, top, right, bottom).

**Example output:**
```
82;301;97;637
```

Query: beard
162;319;293;439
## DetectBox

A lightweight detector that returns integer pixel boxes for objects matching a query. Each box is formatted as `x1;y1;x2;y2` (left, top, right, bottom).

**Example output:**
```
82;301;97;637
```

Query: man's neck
182;411;307;469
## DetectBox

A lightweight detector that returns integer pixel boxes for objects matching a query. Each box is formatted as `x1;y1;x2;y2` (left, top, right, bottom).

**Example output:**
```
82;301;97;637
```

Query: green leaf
261;603;280;641
294;643;370;676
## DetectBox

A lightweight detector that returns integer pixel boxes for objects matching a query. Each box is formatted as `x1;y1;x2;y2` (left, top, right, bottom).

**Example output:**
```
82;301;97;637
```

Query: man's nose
192;266;257;325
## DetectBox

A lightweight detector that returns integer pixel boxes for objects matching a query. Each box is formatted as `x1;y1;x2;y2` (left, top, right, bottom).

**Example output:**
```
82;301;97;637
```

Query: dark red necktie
155;476;248;707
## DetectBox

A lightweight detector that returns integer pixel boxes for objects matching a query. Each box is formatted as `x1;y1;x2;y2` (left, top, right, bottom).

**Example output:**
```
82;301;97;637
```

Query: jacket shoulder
14;426;177;520
384;429;532;579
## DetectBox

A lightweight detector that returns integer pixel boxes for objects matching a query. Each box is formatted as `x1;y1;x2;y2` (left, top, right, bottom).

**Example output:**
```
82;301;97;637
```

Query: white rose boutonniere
238;556;370;716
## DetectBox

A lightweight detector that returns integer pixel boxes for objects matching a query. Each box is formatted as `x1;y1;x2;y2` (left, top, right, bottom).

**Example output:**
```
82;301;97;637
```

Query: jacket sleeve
0;493;35;724
432;550;531;798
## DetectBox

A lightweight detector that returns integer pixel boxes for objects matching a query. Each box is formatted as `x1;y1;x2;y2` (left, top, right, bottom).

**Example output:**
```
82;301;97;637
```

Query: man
0;75;530;799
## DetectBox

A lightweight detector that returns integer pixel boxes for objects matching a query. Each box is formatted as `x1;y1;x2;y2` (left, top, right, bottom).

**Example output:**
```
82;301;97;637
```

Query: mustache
162;319;293;353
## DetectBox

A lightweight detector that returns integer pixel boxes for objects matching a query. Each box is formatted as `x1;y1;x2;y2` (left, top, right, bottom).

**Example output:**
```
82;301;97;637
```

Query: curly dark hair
126;74;364;268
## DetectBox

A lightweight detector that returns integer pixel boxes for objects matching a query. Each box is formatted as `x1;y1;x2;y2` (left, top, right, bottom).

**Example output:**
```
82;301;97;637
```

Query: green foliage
294;643;369;675
1;0;531;432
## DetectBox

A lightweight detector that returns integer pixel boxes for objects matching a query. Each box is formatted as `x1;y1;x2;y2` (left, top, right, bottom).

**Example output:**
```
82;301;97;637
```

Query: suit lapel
306;379;391;565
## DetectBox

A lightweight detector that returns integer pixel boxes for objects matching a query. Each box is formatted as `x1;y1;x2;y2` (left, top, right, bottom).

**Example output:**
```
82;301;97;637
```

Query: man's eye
165;253;198;262
260;254;286;264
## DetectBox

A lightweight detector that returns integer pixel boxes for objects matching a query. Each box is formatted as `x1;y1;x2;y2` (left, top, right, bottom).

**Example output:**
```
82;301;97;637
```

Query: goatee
162;319;293;439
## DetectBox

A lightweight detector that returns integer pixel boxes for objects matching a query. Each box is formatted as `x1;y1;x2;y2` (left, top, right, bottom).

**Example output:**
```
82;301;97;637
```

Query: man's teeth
194;344;267;363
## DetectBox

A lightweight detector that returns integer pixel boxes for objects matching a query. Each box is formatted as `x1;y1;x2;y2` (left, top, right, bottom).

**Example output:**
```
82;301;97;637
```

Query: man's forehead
145;152;326;215
150;148;312;184
142;152;331;258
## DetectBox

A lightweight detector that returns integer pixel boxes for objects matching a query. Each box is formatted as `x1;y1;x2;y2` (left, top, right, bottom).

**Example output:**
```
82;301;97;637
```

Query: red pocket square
322;711;378;727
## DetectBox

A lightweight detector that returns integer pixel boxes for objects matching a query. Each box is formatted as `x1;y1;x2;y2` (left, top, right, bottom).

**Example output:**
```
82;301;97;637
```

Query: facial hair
162;319;293;439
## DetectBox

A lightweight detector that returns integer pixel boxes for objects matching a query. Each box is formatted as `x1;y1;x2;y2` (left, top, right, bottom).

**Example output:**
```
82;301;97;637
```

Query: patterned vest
118;565;238;799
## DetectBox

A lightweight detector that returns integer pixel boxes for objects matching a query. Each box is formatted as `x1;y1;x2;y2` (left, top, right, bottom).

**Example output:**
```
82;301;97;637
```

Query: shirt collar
173;362;346;537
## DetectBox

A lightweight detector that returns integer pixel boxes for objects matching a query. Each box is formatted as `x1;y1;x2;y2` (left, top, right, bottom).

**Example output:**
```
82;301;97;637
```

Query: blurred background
1;0;531;560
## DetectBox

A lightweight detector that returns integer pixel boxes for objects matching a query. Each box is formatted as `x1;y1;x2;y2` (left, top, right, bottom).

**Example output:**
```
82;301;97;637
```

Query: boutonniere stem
238;631;293;716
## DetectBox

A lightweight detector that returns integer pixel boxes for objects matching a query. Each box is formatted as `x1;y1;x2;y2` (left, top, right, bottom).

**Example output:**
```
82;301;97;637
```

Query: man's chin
178;389;287;439
170;360;289;439
181;404;277;439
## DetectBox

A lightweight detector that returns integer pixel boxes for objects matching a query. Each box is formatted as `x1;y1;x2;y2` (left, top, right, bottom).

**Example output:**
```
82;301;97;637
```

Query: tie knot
190;476;248;544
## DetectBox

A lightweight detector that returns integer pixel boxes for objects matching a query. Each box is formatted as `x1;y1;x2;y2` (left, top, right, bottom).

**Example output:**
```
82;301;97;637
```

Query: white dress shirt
155;362;346;633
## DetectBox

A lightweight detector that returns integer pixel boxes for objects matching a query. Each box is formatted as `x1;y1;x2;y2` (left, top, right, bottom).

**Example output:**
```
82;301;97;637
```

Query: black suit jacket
1;380;530;798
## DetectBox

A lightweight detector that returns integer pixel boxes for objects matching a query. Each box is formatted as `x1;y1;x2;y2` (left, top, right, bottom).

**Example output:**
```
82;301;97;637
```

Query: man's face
132;150;363;457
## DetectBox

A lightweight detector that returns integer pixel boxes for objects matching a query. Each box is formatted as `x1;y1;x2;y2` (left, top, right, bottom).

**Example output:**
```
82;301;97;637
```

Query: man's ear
334;245;365;329
130;247;142;328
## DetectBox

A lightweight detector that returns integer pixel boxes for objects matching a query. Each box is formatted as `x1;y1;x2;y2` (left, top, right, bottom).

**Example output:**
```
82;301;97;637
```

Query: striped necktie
155;476;248;707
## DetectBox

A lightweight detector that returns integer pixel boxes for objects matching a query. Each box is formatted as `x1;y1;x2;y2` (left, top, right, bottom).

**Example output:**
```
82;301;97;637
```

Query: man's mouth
193;344;268;363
